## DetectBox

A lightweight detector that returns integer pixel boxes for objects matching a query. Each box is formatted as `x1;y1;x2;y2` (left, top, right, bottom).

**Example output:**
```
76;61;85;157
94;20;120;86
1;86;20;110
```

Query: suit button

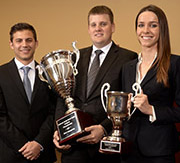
84;103;88;106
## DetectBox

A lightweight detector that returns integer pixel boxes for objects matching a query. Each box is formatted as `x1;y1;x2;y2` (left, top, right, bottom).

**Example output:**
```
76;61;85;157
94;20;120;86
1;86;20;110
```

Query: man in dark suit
53;5;137;163
0;22;57;163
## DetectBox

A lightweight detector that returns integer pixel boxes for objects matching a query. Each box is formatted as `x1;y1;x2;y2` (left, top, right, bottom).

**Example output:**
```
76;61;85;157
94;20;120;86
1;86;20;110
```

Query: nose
95;24;102;31
143;25;149;33
22;40;28;47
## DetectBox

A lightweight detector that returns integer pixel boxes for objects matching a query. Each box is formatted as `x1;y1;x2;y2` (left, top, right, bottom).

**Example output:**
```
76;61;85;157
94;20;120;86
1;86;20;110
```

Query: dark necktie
87;50;103;96
22;66;32;103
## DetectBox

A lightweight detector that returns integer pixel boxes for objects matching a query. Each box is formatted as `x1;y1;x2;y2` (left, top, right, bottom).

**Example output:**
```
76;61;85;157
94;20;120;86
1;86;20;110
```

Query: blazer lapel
76;47;92;101
127;59;157;92
141;65;157;88
128;59;137;90
8;60;29;103
88;43;119;98
31;63;42;103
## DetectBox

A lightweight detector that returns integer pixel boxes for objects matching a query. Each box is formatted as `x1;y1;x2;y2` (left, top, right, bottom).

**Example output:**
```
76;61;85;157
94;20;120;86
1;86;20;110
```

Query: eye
150;23;158;28
100;22;107;27
90;23;96;28
137;23;144;28
26;38;33;43
15;39;22;43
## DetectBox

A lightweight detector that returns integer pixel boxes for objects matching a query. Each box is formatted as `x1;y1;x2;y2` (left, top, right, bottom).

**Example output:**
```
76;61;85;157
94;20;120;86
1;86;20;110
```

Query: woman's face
136;11;160;49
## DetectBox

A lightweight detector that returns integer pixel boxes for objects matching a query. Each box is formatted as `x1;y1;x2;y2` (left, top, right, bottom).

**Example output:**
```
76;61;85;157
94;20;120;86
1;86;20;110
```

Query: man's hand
19;141;41;160
53;130;71;150
76;125;105;144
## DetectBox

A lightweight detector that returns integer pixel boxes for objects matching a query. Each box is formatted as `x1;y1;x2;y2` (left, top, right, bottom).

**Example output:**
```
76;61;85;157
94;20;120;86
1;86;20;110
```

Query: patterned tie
22;67;32;103
87;50;103;97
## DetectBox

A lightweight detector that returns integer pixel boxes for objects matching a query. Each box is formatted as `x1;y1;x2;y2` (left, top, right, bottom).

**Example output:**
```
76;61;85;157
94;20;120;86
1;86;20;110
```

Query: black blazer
55;42;137;158
0;59;57;163
122;54;180;156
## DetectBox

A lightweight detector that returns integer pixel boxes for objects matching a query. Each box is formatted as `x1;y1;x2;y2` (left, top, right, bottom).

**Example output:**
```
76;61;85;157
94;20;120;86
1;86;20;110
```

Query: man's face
9;30;38;65
88;14;115;48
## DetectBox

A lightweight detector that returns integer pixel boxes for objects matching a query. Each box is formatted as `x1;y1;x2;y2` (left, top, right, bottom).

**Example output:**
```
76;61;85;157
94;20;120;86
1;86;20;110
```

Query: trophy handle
71;41;80;76
129;82;142;118
101;83;110;113
36;65;49;83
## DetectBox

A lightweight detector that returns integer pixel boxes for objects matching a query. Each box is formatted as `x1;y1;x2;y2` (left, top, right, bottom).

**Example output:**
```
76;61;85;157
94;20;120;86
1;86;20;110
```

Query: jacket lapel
31;62;42;103
88;43;119;98
8;60;43;105
8;59;29;103
141;66;157;88
76;47;92;101
128;59;138;91
128;59;157;92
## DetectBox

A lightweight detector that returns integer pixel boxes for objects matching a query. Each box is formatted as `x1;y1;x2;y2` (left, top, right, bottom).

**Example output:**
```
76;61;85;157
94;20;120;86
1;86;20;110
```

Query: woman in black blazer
121;5;180;163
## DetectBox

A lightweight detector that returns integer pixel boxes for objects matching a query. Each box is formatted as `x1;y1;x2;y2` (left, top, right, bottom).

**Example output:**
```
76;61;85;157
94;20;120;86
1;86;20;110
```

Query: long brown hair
136;5;171;87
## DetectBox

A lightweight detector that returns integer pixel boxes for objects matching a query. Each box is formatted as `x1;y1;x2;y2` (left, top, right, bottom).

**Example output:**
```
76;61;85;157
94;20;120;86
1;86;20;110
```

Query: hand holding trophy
36;42;92;144
99;83;129;153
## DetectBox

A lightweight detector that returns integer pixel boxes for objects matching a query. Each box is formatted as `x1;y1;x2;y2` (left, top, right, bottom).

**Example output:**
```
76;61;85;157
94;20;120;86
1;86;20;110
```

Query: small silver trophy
99;83;129;153
36;42;92;144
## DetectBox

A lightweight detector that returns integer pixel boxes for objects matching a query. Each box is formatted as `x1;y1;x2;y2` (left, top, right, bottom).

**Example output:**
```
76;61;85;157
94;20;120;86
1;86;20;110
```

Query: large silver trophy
36;42;92;144
99;83;129;153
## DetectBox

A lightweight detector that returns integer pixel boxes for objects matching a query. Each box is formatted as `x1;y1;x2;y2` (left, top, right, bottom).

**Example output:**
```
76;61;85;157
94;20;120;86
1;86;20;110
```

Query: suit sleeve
153;56;180;124
0;85;28;152
33;88;57;150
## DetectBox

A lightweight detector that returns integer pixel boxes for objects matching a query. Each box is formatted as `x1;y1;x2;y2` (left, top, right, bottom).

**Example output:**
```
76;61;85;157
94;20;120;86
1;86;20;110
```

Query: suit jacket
0;59;57;163
55;42;137;162
122;54;180;157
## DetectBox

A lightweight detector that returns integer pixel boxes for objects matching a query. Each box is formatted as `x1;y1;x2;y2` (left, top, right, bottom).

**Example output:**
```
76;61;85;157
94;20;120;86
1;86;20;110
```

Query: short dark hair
88;5;114;24
9;22;37;42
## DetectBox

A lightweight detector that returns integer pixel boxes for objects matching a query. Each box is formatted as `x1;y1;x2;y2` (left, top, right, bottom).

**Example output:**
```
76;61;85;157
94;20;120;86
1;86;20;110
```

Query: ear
9;40;14;50
35;40;39;48
88;25;91;35
112;23;115;33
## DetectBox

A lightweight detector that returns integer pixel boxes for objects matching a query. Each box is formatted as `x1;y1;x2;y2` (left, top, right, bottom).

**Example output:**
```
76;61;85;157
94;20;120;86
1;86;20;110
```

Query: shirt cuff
149;106;156;122
35;141;44;151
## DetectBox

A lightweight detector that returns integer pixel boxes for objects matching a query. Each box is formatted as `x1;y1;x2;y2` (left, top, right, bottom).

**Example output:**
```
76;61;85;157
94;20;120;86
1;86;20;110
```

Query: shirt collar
138;52;157;63
14;58;35;71
92;41;112;55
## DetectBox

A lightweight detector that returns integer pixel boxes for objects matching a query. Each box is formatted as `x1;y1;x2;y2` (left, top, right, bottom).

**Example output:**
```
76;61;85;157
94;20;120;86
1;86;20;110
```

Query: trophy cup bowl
100;83;129;153
36;42;93;144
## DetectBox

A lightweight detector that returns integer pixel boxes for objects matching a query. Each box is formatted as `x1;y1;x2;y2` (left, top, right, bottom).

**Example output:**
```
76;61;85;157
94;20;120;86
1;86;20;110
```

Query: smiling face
9;30;38;65
136;11;160;50
88;14;115;48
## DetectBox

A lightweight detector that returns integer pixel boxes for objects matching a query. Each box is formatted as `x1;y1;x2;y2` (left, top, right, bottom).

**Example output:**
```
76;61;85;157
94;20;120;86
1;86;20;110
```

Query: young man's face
88;14;115;48
9;30;38;65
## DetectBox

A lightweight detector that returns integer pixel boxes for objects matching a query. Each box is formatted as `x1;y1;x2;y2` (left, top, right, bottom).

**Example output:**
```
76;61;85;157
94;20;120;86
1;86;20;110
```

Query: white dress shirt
88;41;113;72
136;53;157;122
14;58;35;91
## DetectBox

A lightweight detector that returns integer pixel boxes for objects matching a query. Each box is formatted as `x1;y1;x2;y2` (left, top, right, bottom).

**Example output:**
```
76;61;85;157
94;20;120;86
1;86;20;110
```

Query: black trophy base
100;140;132;154
56;110;93;145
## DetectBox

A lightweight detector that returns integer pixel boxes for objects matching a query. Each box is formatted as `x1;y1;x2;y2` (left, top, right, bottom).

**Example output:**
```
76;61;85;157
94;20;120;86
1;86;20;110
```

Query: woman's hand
133;90;153;115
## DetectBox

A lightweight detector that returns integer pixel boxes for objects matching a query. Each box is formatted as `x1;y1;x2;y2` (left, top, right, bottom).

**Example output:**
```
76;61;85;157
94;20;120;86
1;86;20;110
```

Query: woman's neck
141;47;157;63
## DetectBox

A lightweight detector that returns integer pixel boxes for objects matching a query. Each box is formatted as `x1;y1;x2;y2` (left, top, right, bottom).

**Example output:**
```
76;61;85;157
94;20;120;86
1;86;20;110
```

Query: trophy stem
65;96;79;114
111;129;122;137
107;129;123;142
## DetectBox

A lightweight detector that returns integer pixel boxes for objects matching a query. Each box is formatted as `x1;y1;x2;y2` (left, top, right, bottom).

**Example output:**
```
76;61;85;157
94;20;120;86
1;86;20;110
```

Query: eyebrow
138;21;159;23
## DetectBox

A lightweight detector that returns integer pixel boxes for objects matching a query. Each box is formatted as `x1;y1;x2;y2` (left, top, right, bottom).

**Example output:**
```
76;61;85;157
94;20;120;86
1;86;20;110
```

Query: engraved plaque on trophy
36;42;93;144
99;83;129;153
